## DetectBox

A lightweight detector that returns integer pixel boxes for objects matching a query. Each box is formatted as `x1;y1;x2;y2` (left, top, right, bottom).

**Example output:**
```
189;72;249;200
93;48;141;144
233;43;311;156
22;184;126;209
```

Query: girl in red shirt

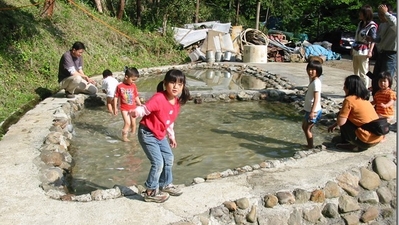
132;69;190;203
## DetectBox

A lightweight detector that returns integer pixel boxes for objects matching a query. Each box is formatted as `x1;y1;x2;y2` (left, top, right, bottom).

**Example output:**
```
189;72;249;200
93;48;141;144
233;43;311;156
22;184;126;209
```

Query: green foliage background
0;0;188;135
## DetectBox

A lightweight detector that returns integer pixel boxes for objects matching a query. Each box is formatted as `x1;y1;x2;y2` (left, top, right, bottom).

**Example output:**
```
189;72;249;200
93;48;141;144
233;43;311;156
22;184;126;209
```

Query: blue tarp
305;44;341;61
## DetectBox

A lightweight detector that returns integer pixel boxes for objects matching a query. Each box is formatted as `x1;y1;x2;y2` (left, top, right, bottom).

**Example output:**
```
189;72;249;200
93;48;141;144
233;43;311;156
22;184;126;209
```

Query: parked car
311;30;355;54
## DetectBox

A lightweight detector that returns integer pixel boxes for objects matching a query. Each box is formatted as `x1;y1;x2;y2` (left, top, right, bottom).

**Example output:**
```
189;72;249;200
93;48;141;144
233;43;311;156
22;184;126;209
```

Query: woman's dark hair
360;4;373;23
71;41;85;51
344;75;370;100
306;60;323;77
377;71;392;88
157;69;190;105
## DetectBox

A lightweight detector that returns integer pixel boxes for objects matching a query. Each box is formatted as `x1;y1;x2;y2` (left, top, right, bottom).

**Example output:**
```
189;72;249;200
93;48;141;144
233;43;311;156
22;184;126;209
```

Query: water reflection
136;69;266;92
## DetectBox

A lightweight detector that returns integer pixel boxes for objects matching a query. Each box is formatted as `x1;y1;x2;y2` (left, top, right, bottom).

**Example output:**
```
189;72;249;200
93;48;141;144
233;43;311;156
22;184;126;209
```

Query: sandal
335;143;358;151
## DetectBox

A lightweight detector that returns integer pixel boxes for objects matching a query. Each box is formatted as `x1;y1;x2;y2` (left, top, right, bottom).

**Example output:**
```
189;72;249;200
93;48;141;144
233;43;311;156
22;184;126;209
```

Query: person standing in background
367;3;397;95
352;5;377;89
58;41;97;98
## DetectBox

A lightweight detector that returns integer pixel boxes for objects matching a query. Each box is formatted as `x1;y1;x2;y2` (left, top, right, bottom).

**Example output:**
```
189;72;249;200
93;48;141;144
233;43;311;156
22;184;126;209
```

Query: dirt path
323;55;375;72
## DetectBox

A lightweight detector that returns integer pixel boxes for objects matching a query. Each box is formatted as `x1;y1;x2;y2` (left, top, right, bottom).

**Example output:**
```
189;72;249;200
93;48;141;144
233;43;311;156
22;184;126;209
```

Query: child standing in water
371;71;396;122
131;69;190;203
113;67;141;142
302;60;323;149
101;69;119;115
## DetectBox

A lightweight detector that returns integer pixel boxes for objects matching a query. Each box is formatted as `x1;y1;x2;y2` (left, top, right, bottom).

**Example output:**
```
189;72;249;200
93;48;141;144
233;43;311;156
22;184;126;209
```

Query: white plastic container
242;45;268;63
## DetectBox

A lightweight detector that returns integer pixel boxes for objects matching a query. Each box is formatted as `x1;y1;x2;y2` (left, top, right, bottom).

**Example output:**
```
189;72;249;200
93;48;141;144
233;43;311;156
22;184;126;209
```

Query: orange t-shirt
339;95;383;144
373;88;396;118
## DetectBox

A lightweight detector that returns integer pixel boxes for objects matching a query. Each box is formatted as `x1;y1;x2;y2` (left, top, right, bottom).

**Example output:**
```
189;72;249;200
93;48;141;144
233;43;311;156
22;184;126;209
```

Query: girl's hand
169;138;177;148
113;109;118;116
380;103;386;108
367;51;373;58
129;110;137;118
309;112;315;121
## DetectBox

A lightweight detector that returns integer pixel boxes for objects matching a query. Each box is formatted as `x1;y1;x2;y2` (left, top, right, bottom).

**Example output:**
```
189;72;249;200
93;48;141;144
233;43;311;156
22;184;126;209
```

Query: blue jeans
138;125;174;190
372;51;397;95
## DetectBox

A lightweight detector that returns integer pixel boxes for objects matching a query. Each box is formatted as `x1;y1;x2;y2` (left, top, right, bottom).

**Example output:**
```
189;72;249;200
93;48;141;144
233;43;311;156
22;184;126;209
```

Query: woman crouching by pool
328;75;383;151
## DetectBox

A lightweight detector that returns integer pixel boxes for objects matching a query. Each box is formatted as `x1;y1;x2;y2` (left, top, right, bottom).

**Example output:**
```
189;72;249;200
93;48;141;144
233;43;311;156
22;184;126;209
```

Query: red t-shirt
114;82;139;111
139;92;180;140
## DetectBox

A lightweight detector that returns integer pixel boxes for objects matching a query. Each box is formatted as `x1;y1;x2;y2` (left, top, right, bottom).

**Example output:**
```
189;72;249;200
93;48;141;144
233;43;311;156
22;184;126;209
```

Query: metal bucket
206;50;215;63
215;52;222;62
223;51;232;61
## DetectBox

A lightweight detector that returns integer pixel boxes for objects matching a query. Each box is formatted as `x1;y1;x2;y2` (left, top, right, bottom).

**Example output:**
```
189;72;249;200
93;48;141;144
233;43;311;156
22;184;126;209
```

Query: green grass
0;0;188;136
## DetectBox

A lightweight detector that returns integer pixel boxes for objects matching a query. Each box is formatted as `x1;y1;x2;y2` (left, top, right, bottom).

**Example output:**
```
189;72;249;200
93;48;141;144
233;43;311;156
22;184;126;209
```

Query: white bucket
242;45;268;63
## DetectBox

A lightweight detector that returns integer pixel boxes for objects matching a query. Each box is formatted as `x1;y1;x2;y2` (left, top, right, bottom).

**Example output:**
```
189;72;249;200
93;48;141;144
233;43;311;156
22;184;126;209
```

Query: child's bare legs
302;120;315;149
121;111;132;142
130;115;137;134
106;97;114;114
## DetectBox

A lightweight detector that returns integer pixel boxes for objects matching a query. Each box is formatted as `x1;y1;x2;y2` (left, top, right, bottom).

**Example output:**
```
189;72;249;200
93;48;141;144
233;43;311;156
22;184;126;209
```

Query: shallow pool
69;101;332;194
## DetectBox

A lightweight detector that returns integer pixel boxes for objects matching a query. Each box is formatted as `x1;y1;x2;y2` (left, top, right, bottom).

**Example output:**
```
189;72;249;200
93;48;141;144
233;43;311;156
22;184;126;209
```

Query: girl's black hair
157;69;190;105
306;60;323;77
377;71;392;88
344;75;370;100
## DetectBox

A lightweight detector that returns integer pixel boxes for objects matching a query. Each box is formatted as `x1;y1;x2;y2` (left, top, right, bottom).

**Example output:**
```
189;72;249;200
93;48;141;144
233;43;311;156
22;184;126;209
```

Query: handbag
352;42;369;56
360;118;390;136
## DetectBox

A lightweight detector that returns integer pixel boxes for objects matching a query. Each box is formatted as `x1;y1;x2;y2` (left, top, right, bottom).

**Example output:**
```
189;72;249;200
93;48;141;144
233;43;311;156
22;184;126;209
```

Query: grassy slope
0;0;187;134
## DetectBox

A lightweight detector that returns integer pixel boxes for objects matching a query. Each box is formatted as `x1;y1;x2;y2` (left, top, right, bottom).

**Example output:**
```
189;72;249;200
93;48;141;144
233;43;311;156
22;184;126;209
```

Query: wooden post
195;0;199;23
41;0;55;18
255;1;260;30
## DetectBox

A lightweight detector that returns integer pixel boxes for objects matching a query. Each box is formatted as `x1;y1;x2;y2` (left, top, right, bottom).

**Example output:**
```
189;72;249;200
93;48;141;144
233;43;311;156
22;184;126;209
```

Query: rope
239;28;269;46
67;0;137;44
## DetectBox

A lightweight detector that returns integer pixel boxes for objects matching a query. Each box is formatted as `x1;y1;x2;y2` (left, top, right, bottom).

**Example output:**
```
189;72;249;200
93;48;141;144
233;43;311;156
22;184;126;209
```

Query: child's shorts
304;110;322;123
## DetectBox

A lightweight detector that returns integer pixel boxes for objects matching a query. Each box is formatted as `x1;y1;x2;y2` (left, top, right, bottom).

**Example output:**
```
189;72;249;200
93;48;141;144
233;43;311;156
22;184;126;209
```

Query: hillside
0;0;187;136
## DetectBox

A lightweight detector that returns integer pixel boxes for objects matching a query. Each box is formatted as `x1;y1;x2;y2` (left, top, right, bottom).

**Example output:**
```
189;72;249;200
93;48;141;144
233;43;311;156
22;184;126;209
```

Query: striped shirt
374;88;396;117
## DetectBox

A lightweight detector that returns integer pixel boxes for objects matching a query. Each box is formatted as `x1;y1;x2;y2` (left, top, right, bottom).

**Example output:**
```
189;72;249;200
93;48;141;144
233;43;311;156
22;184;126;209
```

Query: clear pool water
69;100;331;194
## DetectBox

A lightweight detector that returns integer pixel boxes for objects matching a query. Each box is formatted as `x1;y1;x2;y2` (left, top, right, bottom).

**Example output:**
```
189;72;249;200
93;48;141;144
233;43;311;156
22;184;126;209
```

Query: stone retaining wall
178;154;397;225
35;63;396;224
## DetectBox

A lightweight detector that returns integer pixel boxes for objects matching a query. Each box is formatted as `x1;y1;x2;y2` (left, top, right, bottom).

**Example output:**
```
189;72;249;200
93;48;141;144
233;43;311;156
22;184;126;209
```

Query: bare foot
122;131;131;142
